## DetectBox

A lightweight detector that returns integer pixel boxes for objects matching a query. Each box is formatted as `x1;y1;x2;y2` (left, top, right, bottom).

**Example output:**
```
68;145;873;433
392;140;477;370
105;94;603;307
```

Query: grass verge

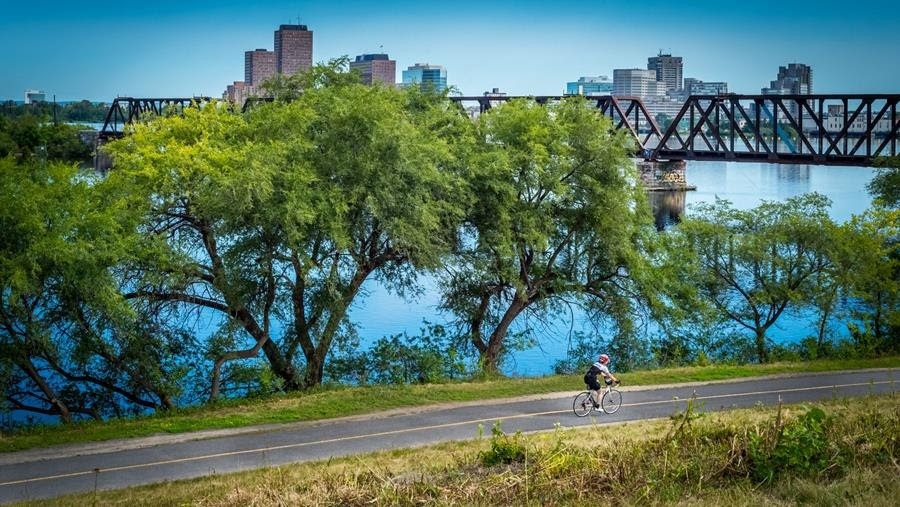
2;355;898;454
18;392;899;506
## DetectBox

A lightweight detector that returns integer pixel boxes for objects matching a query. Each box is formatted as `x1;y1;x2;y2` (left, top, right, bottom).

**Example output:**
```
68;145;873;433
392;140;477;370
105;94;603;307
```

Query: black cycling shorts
583;373;601;391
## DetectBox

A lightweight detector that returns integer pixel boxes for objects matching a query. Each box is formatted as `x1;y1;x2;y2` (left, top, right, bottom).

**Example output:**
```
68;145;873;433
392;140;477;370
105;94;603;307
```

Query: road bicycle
572;382;622;417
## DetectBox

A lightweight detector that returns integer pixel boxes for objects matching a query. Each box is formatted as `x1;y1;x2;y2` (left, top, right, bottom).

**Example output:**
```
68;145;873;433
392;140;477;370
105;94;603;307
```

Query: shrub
748;406;831;483
479;421;527;467
325;323;470;385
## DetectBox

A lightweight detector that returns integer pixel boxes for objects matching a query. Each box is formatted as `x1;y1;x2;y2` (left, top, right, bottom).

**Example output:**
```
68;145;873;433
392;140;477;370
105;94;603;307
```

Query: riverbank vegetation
1;59;898;428
19;393;899;506
0;114;93;163
1;99;109;124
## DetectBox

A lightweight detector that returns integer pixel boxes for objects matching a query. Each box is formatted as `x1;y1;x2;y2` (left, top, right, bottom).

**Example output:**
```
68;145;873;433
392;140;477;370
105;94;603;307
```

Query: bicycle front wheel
601;389;622;414
573;391;593;417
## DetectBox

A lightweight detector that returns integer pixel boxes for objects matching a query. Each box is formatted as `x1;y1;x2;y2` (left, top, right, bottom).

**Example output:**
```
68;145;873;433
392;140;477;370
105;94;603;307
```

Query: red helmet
599;354;610;364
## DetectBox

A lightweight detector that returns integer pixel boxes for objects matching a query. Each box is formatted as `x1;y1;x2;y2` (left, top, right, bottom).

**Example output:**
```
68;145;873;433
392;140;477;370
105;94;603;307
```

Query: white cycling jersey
587;362;610;377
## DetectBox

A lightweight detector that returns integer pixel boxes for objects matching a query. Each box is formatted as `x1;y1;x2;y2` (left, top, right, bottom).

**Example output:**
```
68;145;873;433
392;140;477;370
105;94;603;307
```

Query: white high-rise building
24;89;46;104
613;69;666;97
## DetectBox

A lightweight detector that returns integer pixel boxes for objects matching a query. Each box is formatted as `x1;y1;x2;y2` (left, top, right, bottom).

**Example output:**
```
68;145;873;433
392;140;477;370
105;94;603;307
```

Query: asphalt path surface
1;368;897;504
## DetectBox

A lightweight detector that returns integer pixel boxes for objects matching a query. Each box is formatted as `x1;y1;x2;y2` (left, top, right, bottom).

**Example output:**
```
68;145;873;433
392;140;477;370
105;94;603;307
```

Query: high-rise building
613;69;666;97
275;24;313;76
245;49;276;86
647;52;683;92
762;63;813;95
761;63;812;118
401;63;448;92
350;54;396;86
24;89;46;104
566;76;613;96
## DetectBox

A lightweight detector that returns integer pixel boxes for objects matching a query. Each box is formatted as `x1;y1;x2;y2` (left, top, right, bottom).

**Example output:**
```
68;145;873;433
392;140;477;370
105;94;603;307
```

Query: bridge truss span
99;94;900;166
452;94;899;166
98;97;214;141
453;95;664;149
653;94;900;166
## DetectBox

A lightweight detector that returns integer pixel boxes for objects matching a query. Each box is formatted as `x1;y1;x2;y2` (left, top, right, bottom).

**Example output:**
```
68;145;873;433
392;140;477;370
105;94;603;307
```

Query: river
348;161;877;376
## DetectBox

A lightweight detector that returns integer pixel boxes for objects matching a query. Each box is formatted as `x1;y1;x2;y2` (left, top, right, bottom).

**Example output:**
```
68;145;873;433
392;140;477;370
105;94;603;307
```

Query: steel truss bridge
99;94;900;166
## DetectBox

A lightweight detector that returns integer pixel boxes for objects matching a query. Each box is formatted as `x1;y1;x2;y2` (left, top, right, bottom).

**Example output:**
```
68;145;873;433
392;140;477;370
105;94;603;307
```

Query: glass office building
566;76;613;95
401;63;447;92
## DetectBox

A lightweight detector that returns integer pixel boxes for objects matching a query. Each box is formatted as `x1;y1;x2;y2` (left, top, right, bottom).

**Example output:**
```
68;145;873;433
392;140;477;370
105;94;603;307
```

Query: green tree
665;194;837;363
41;124;93;162
440;97;650;373
7;114;42;158
105;65;469;396
0;159;183;423
0;114;92;163
868;157;900;209
62;100;108;123
0;116;14;157
833;209;899;352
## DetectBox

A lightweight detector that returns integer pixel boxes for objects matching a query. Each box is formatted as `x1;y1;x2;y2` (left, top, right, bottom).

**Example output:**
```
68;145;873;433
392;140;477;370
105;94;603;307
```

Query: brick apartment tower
350;54;397;86
275;24;313;76
245;49;276;86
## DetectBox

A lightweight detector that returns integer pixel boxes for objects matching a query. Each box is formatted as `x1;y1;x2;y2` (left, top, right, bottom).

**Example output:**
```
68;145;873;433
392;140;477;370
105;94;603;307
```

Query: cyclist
583;354;620;408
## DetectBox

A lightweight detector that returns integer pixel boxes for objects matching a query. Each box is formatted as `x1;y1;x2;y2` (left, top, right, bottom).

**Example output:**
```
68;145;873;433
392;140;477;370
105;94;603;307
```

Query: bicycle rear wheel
573;391;593;417
601;389;622;414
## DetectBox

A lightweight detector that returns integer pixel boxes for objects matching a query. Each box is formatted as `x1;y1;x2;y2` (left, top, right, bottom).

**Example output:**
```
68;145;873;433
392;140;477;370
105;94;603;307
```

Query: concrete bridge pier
636;160;696;191
93;139;113;172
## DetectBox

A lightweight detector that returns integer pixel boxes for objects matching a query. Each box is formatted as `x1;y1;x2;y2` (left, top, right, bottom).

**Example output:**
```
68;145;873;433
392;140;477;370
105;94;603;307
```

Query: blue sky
2;0;897;102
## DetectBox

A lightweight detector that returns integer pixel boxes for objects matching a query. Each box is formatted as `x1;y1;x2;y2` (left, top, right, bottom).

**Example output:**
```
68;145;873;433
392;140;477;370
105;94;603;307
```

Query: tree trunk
303;351;326;388
298;268;369;388
816;308;830;357
755;328;769;363
479;299;527;375
262;338;300;390
20;359;72;423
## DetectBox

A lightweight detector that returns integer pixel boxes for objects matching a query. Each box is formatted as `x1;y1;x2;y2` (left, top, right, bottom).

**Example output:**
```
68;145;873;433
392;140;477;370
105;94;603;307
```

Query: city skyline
2;0;897;102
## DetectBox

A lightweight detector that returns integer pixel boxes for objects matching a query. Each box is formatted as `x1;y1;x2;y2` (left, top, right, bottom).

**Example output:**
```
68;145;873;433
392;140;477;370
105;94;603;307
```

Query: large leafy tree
834;157;900;352
0;159;184;422
440;98;650;373
665;194;837;363
833;209;899;352
105;65;469;396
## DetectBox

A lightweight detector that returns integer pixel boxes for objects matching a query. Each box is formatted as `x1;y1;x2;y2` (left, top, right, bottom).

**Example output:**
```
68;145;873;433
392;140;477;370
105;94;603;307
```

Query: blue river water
348;161;877;376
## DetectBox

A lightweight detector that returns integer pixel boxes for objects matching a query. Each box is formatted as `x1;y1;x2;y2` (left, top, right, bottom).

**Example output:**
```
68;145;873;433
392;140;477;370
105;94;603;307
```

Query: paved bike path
1;368;897;504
